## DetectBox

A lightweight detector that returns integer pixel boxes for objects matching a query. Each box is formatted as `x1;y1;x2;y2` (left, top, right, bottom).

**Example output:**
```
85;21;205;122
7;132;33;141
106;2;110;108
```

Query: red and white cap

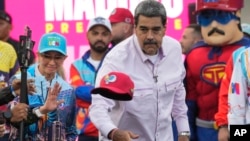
109;8;134;25
91;72;134;101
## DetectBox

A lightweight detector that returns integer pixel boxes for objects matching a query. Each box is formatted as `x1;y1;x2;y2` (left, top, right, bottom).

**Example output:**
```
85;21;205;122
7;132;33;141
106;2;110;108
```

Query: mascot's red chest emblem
201;63;226;86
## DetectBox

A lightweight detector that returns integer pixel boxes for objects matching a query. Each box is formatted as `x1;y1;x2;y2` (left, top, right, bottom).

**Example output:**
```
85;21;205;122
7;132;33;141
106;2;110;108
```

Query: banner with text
6;0;195;81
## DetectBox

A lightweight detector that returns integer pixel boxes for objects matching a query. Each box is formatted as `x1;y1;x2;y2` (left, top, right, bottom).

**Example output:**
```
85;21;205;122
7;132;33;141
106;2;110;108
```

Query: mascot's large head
196;0;244;46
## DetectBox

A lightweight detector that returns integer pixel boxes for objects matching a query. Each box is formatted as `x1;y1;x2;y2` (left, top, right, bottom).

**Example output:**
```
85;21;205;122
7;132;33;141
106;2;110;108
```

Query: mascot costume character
185;0;250;141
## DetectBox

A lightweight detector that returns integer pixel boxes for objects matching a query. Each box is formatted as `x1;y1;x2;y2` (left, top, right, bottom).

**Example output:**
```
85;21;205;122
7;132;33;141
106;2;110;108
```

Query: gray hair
134;0;167;27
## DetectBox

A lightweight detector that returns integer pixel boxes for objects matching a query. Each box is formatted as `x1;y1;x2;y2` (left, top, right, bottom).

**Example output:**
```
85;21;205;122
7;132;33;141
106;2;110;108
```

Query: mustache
143;40;157;45
94;41;105;46
208;28;225;36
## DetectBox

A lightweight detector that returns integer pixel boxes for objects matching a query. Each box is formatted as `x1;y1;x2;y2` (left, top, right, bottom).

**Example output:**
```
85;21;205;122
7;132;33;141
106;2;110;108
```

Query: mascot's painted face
197;9;240;46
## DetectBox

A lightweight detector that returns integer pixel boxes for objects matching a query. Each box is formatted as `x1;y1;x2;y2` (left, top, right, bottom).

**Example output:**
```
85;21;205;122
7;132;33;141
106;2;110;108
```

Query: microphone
153;75;158;82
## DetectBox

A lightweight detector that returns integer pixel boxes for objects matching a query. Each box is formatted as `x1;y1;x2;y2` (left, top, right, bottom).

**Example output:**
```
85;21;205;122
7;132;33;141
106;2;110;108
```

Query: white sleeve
228;52;248;125
89;55;120;138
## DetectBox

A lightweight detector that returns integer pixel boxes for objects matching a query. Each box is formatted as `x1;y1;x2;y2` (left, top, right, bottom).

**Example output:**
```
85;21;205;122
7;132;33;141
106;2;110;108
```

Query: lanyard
40;80;52;103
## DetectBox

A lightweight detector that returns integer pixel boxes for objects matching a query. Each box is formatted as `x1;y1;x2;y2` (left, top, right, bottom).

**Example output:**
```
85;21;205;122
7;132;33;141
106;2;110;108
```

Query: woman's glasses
40;53;65;62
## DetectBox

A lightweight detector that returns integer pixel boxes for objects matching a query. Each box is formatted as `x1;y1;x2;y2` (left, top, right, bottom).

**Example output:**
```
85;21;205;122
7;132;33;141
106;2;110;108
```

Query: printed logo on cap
5;17;10;22
104;74;117;84
48;37;60;47
111;9;116;15
0;11;12;24
94;17;106;24
125;18;131;23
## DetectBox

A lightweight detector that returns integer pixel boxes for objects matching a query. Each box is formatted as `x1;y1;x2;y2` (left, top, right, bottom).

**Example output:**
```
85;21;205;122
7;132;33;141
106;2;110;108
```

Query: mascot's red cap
196;0;243;13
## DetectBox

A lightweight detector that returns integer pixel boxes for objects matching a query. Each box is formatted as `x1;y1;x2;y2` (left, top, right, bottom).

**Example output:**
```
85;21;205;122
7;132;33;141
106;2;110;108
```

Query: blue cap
75;85;94;103
38;32;67;56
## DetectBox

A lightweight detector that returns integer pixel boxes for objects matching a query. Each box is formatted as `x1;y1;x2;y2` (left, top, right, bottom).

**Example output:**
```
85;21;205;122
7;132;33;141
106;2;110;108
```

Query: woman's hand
39;82;64;114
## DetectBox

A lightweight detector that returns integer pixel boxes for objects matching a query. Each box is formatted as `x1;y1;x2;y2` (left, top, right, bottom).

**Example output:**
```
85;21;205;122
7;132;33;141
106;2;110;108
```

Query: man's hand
0;124;5;137
11;103;29;122
111;129;139;141
39;82;64;114
178;135;189;141
218;127;229;141
12;79;36;96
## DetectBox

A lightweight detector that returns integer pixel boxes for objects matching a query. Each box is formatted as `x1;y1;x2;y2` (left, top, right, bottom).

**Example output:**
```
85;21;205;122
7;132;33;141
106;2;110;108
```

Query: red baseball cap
91;72;134;101
109;8;134;25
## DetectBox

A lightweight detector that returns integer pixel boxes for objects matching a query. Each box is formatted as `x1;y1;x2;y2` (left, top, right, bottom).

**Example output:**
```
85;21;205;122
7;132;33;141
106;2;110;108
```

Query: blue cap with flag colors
38;32;67;56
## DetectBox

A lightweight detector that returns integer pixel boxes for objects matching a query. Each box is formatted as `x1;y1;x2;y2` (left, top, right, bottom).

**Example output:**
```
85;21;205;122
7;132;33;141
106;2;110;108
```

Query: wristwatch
178;131;190;138
3;109;12;122
218;124;228;129
32;107;44;118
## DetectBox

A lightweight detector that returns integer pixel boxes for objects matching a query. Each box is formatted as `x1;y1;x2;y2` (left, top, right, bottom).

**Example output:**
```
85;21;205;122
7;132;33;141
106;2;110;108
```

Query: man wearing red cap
185;0;250;141
109;8;134;47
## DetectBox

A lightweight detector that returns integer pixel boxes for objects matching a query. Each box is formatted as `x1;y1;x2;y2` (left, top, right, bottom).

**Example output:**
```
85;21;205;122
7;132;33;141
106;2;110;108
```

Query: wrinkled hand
218;127;229;141
11;103;29;122
112;129;139;141
12;79;36;96
0;124;5;137
39;82;64;114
